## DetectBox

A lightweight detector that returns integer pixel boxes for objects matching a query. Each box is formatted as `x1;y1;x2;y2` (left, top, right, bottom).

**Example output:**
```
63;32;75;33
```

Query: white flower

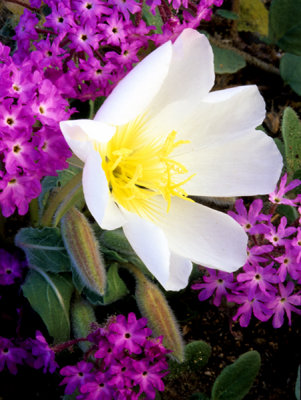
60;29;283;291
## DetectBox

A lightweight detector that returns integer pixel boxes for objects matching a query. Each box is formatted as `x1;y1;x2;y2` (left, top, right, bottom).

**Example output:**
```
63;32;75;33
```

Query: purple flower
228;198;270;235
264;216;296;247
80;371;114;400
266;282;301;328
274;244;301;282
108;0;140;20
0;249;25;285
131;359;168;399
227;291;272;327
0;337;28;375
60;360;95;395
291;228;301;263
108;313;152;355
246;244;273;265
191;268;236;306
24;331;58;373
236;262;278;298
269;173;301;206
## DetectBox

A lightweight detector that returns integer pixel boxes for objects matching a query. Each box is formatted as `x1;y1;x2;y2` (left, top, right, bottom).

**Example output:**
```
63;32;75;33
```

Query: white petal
146;29;214;127
157;197;248;272
60;120;116;161
164;253;192;291
122;210;170;287
82;149;110;227
101;197;126;230
94;41;172;126
177;129;283;197
174;85;266;147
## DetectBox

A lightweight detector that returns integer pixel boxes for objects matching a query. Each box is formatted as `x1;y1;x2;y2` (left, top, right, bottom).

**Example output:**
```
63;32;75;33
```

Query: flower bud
71;296;96;352
129;264;184;362
61;208;106;295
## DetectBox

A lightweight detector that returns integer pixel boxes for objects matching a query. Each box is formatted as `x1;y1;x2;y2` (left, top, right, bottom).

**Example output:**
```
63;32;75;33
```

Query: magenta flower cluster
0;0;223;217
60;313;170;400
0;41;73;217
192;174;301;328
0;331;58;375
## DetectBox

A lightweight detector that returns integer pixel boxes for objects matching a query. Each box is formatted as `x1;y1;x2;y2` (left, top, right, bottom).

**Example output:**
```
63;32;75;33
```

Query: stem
89;99;95;120
4;0;38;12
35;28;57;36
41;171;83;227
231;0;240;36
29;197;39;227
209;36;280;76
51;337;89;353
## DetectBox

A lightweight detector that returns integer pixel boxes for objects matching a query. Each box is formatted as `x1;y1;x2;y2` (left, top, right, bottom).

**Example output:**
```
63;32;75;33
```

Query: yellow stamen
95;114;194;220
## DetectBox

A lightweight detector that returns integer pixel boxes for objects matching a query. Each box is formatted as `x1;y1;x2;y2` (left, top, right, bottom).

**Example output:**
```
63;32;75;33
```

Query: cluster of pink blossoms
192;174;301;328
60;313;170;400
0;0;223;217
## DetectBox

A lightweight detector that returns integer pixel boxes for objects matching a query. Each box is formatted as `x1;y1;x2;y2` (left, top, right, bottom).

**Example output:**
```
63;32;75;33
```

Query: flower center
96;115;193;219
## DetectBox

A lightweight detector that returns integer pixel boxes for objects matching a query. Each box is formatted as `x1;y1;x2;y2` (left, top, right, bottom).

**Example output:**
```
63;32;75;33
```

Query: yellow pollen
95;115;194;220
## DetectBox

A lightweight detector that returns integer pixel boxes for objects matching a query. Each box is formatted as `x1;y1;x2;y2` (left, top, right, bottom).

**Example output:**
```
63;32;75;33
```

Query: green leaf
211;350;261;400
269;0;301;51
216;9;239;20
38;176;58;212
142;2;163;33
102;263;129;304
293;170;301;194
237;0;268;36
212;45;246;74
277;204;299;224
22;269;74;343
100;228;136;256
280;53;301;96
15;227;71;273
57;164;82;188
281;107;301;177
277;24;301;55
73;263;129;306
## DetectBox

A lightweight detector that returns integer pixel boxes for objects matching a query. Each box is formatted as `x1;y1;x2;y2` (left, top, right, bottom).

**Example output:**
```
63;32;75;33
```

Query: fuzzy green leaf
15;227;71;273
212;45;246;74
281;107;301;177
22;269;74;343
211;350;261;400
280;53;301;96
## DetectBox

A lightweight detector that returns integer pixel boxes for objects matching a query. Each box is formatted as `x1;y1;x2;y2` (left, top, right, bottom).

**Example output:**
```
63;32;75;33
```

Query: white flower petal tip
94;40;173;126
59;120;116;161
163;254;193;292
